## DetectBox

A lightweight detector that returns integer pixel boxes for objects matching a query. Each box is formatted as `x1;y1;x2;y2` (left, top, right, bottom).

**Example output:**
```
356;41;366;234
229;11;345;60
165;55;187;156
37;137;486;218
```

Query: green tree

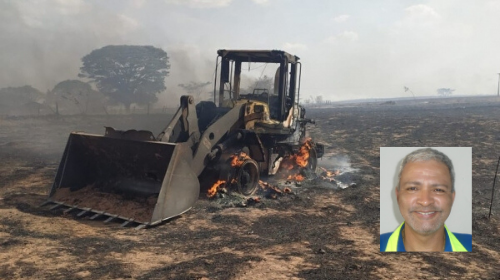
0;85;44;107
0;85;46;115
79;45;170;112
47;80;106;114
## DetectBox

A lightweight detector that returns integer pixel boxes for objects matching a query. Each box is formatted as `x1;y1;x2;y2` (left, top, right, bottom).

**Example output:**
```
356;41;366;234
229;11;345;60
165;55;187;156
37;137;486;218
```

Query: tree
315;95;323;104
0;85;44;107
0;85;47;115
79;45;170;112
47;80;106;114
437;88;455;97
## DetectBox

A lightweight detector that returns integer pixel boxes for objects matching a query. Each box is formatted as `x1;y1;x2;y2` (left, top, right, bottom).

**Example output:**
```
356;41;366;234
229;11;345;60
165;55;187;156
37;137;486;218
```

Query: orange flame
231;152;251;167
207;152;251;198
319;167;340;177
295;139;312;168
277;139;313;180
258;180;283;195
319;167;340;182
280;138;312;169
207;180;226;198
287;174;305;181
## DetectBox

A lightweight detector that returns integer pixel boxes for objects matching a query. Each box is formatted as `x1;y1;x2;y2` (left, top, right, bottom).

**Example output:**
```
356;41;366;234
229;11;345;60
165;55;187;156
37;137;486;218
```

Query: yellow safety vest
384;222;468;252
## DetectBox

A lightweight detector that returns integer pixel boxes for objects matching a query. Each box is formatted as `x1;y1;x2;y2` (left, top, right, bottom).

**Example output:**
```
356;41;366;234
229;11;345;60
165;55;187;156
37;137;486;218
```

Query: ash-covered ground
0;96;499;279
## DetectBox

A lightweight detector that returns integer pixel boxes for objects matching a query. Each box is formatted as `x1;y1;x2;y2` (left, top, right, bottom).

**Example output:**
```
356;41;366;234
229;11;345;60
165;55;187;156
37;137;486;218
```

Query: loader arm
190;102;245;175
158;95;200;144
158;95;246;176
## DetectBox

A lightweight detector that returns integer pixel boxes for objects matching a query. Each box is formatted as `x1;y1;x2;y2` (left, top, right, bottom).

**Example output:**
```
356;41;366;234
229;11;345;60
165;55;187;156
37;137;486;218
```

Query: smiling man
380;148;472;252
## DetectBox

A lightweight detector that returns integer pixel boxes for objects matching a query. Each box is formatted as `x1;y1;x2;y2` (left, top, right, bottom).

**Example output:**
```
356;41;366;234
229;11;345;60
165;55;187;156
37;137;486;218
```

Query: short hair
397;148;455;193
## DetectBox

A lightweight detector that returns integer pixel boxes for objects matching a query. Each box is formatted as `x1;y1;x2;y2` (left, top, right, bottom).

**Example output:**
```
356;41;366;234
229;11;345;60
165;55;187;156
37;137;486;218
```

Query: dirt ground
1;96;499;280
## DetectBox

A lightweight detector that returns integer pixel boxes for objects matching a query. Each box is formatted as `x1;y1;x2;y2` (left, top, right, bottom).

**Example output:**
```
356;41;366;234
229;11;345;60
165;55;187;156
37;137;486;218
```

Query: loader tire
236;159;259;196
307;147;318;174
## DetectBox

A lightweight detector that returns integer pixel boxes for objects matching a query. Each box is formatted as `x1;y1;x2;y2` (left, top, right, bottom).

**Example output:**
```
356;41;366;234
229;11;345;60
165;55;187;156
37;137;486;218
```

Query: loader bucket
47;132;200;226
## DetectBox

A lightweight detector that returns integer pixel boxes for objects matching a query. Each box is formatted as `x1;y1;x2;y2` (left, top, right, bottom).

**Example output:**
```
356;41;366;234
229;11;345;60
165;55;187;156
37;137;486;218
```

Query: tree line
0;45;182;116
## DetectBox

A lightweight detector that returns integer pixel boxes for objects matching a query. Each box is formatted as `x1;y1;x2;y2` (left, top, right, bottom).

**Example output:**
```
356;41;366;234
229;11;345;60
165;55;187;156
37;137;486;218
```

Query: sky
1;0;500;103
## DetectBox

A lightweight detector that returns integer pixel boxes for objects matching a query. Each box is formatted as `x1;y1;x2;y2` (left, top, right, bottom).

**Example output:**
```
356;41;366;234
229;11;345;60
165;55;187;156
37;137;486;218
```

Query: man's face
396;160;455;235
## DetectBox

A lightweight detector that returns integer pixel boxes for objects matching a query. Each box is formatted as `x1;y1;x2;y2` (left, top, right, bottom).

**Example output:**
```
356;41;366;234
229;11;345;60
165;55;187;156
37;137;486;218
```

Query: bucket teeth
104;215;118;224
39;200;51;207
49;202;64;210
135;224;147;230
120;219;135;227
41;200;153;228
77;208;91;217
63;206;77;214
90;212;104;220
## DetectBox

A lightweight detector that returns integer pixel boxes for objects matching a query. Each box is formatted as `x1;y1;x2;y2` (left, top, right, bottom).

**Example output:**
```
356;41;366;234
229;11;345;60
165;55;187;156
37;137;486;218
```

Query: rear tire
307;147;318;173
236;159;260;196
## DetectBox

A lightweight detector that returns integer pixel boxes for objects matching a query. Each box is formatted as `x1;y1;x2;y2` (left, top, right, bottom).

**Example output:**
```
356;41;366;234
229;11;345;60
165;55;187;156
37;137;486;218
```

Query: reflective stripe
445;225;467;252
385;223;404;252
385;223;468;252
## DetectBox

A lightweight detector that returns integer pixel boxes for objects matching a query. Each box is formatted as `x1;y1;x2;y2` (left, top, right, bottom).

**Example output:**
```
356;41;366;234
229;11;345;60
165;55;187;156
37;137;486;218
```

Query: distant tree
437;88;455;97
0;85;46;115
315;95;323;104
0;85;44;107
178;81;211;101
79;45;170;112
47;80;106;114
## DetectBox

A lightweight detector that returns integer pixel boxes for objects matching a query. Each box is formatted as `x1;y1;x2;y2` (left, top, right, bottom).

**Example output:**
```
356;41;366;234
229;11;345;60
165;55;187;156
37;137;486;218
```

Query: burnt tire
306;146;318;173
236;159;260;196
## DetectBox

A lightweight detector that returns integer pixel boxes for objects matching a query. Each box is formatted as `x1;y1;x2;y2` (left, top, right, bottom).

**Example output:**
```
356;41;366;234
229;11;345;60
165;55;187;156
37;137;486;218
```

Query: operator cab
214;50;302;125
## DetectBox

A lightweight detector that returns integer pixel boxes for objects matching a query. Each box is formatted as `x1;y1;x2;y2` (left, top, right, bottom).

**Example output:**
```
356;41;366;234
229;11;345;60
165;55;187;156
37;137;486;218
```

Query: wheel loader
43;49;324;228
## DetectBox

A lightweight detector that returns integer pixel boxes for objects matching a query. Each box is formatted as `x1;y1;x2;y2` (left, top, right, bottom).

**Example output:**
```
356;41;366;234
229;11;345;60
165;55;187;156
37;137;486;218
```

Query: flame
258;180;268;188
319;167;340;182
320;167;340;177
207;152;251;198
207;180;226;198
258;179;282;195
231;152;251;167
248;197;261;203
295;139;312;168
287;174;305;181
276;139;313;181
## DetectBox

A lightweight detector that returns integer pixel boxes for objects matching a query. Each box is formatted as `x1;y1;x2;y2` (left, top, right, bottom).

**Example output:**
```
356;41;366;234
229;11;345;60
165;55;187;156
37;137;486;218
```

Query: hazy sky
1;0;500;103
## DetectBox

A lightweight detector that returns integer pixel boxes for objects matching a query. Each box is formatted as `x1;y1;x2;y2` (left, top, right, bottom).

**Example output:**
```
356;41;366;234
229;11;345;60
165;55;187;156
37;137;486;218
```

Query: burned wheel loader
43;49;324;228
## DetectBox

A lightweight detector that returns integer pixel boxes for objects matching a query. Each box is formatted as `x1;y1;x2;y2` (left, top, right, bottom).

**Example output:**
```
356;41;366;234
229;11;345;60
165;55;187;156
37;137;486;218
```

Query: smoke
318;154;357;172
3;0;500;103
159;45;216;107
0;0;218;110
317;154;359;189
0;1;143;92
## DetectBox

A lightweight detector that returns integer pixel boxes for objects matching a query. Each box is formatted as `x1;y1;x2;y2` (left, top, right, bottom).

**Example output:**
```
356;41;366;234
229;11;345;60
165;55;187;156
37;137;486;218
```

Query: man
380;148;472;252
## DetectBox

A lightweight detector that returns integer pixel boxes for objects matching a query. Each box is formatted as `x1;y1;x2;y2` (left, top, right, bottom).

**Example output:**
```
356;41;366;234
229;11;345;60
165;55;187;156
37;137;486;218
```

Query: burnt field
1;96;499;279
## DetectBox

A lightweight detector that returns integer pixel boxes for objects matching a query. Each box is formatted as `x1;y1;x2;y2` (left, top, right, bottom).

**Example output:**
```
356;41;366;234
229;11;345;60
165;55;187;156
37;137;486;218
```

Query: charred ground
0;96;499;279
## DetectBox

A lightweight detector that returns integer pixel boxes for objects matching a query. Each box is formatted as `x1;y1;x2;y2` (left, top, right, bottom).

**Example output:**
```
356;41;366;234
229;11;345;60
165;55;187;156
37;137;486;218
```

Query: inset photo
380;147;472;252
